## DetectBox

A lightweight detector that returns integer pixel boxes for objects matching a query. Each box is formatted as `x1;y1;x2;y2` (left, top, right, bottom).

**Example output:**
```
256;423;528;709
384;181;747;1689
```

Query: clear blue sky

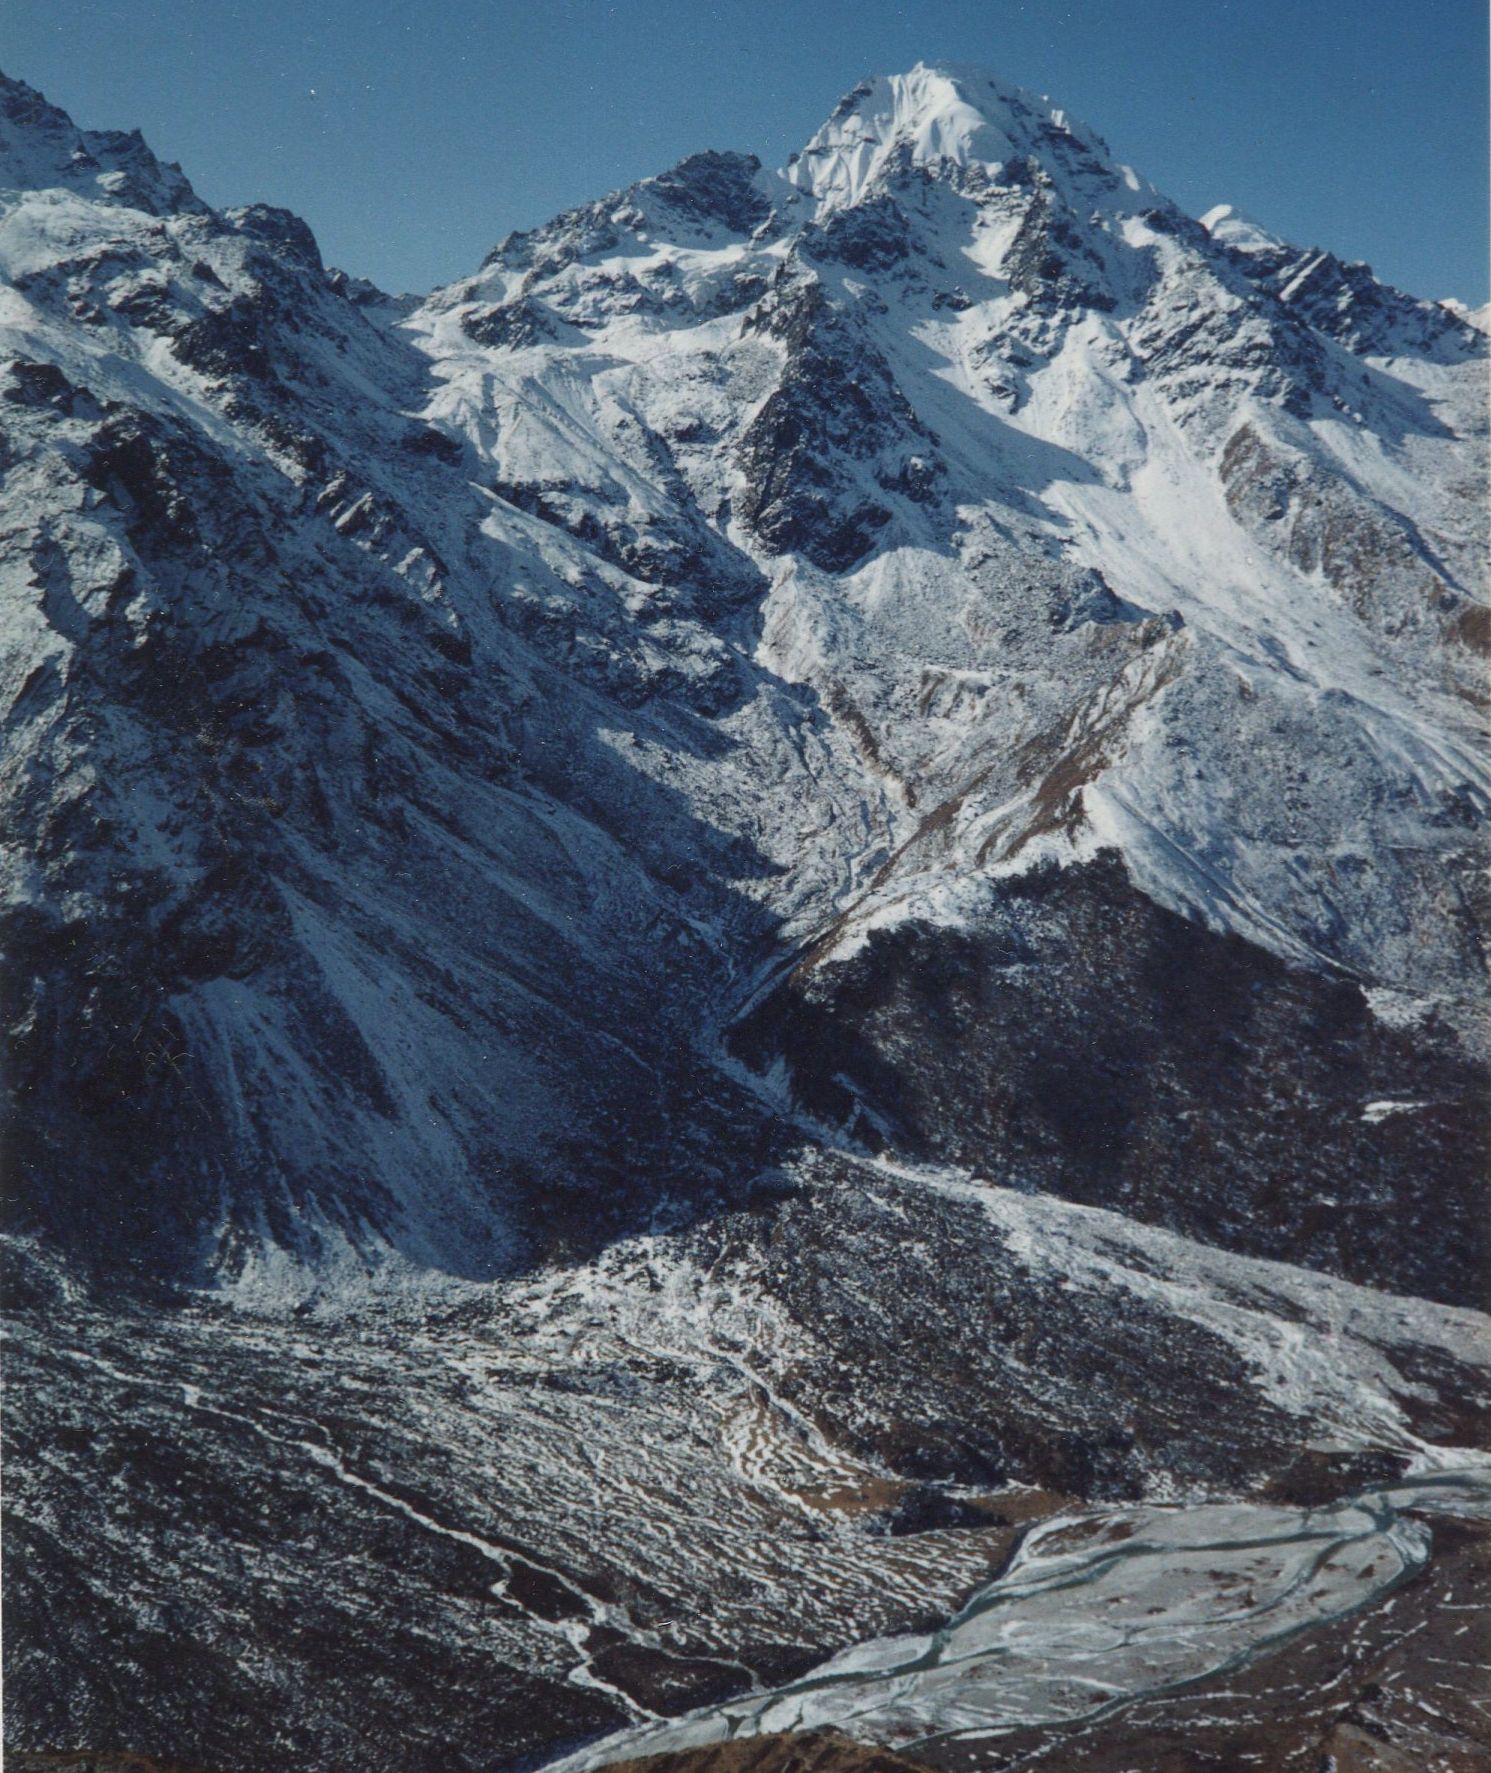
6;0;1487;302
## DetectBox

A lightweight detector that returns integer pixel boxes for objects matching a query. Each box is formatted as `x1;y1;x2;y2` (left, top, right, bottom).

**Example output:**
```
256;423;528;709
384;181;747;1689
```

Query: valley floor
5;1149;1488;1773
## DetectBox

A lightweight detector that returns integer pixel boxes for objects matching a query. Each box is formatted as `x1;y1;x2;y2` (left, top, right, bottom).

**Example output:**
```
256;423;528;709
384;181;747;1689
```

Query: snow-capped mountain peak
0;71;204;216
1;62;1486;1314
786;61;1136;212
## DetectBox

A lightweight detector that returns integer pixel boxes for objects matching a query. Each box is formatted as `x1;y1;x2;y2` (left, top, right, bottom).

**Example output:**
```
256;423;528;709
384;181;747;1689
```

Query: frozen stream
549;1467;1491;1768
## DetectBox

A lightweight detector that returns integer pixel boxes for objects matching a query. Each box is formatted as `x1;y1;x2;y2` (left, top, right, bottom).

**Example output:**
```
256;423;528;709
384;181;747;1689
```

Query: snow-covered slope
422;60;1487;1005
0;75;784;1285
2;61;1487;1299
410;62;1489;1297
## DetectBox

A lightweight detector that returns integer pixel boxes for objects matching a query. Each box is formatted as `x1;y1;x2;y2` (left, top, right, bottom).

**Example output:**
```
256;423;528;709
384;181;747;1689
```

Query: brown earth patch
605;1729;935;1773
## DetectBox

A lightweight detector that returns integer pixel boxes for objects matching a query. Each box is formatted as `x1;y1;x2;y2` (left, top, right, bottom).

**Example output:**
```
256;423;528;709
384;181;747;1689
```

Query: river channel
549;1465;1491;1769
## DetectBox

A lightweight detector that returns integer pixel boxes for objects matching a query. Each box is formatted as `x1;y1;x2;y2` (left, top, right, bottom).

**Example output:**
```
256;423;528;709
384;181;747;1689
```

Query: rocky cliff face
2;59;1488;1773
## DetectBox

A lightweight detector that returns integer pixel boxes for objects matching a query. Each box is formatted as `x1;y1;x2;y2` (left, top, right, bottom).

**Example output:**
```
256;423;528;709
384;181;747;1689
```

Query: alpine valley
2;61;1488;1773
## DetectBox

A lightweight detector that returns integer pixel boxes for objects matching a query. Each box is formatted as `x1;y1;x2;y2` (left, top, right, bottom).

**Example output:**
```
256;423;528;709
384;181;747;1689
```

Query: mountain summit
787;62;1137;208
0;72;204;214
